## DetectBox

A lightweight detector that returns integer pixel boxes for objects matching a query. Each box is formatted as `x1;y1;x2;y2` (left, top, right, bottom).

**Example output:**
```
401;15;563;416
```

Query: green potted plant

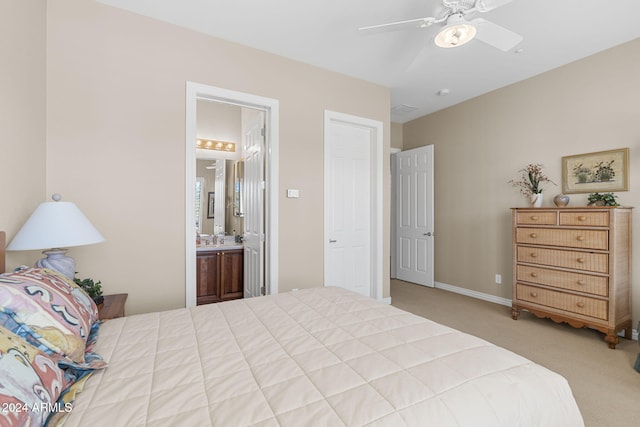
74;276;104;306
587;192;619;206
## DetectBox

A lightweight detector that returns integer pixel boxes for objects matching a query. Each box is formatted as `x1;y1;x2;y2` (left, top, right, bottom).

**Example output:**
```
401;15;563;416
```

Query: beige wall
197;100;242;149
0;0;47;269
390;122;403;150
41;0;390;314
403;38;640;325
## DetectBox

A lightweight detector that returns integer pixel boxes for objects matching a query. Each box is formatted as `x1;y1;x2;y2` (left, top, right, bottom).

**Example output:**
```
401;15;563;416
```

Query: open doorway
185;82;279;308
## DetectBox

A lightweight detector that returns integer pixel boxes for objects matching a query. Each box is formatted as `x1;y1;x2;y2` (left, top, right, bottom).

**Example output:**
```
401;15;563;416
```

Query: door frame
323;110;384;301
185;82;279;307
390;147;401;279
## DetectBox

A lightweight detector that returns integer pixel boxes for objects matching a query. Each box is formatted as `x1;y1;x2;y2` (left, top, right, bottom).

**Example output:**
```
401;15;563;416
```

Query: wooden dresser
511;207;632;348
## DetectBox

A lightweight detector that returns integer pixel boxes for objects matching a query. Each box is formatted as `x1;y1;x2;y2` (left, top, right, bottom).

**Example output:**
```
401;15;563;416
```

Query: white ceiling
97;0;640;123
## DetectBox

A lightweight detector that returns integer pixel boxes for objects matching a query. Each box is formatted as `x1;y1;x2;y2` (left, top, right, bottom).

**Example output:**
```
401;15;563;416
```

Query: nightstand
98;293;128;320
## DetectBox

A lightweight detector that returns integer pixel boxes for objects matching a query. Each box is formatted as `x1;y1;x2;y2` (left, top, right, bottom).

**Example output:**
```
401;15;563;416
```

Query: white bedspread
63;287;584;426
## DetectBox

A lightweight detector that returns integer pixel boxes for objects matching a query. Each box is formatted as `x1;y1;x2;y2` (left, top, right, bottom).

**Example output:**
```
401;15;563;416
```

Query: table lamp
6;194;104;279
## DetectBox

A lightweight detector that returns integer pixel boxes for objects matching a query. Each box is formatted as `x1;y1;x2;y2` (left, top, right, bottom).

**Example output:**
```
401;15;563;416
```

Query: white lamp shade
7;200;105;251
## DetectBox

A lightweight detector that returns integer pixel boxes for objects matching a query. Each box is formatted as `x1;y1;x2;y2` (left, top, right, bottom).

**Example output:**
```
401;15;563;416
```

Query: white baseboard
380;296;392;305
434;281;512;307
434;281;638;342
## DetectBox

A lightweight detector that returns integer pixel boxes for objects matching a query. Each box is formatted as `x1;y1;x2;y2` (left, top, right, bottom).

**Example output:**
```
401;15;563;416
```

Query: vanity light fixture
196;139;236;153
434;13;477;48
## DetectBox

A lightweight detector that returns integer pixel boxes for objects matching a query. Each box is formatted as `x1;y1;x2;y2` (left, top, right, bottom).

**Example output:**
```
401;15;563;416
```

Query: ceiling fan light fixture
434;14;477;48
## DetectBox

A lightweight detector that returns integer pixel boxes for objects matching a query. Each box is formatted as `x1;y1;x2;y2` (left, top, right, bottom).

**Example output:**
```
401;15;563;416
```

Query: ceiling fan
359;0;522;52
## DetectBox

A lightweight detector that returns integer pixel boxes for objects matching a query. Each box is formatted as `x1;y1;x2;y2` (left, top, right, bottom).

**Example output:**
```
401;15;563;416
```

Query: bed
0;233;584;426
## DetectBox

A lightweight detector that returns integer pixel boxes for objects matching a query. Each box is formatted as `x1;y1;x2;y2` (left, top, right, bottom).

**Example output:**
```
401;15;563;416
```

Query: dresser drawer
559;211;609;227
516;265;608;297
515;211;557;225
516;227;608;250
516;284;608;320
516;246;608;273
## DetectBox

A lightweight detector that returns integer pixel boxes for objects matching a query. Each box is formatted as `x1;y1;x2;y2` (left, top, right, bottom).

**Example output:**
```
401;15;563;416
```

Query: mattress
63;287;584;426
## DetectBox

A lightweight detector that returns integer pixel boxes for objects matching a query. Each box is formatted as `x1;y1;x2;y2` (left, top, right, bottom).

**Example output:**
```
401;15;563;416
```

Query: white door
325;112;382;298
243;110;265;298
395;145;434;287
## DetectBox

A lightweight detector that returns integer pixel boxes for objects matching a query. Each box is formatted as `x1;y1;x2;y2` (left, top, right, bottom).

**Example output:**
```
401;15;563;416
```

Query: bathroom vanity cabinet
197;249;243;305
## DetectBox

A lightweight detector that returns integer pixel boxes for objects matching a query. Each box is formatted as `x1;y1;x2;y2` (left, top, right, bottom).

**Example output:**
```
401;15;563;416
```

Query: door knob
329;239;337;243
423;232;434;236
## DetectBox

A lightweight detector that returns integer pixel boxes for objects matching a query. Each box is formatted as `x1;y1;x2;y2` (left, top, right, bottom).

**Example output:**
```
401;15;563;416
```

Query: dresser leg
605;332;619;350
511;307;520;320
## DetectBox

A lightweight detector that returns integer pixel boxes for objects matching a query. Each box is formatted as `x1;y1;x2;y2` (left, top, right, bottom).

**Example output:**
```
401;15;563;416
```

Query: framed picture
562;148;629;194
207;192;215;218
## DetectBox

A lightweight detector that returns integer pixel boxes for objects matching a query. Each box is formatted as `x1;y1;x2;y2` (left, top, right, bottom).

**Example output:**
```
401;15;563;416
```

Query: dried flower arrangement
509;163;556;197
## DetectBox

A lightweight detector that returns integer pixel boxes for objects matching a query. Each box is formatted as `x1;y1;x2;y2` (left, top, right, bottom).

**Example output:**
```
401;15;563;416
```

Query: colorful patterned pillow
0;324;68;427
0;268;100;365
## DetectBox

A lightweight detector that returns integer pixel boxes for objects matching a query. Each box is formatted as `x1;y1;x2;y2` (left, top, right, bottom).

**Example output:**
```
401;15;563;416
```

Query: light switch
287;189;300;198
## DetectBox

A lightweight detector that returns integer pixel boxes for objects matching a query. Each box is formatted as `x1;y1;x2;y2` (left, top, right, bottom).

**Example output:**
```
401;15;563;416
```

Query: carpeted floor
390;279;640;427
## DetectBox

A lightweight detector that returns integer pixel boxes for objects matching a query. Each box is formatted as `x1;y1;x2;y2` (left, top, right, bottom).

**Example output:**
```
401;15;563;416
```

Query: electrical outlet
495;274;502;284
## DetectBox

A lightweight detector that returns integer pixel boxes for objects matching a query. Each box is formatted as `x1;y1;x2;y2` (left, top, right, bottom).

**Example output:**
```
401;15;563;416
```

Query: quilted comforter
63;287;584;426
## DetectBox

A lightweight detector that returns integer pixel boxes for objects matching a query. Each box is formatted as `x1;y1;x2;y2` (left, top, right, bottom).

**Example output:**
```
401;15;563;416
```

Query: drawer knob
530;272;538;278
577;258;585;263
530;253;538;258
578;216;586;221
530;216;538;221
576;302;585;308
529;233;537;238
530;292;538;298
576;236;585;241
576;280;585;286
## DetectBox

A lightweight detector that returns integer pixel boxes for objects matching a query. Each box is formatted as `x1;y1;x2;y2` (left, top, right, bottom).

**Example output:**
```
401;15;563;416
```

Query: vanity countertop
197;244;243;252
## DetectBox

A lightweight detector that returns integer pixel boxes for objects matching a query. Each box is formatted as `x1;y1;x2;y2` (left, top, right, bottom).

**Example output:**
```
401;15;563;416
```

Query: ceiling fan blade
474;0;514;13
359;17;436;32
472;18;522;51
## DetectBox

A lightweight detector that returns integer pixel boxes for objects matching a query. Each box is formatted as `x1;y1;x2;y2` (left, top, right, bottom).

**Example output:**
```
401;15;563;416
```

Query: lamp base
35;249;76;279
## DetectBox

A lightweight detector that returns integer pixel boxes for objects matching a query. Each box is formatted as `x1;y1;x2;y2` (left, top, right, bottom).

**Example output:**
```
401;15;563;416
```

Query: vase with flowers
509;163;556;207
